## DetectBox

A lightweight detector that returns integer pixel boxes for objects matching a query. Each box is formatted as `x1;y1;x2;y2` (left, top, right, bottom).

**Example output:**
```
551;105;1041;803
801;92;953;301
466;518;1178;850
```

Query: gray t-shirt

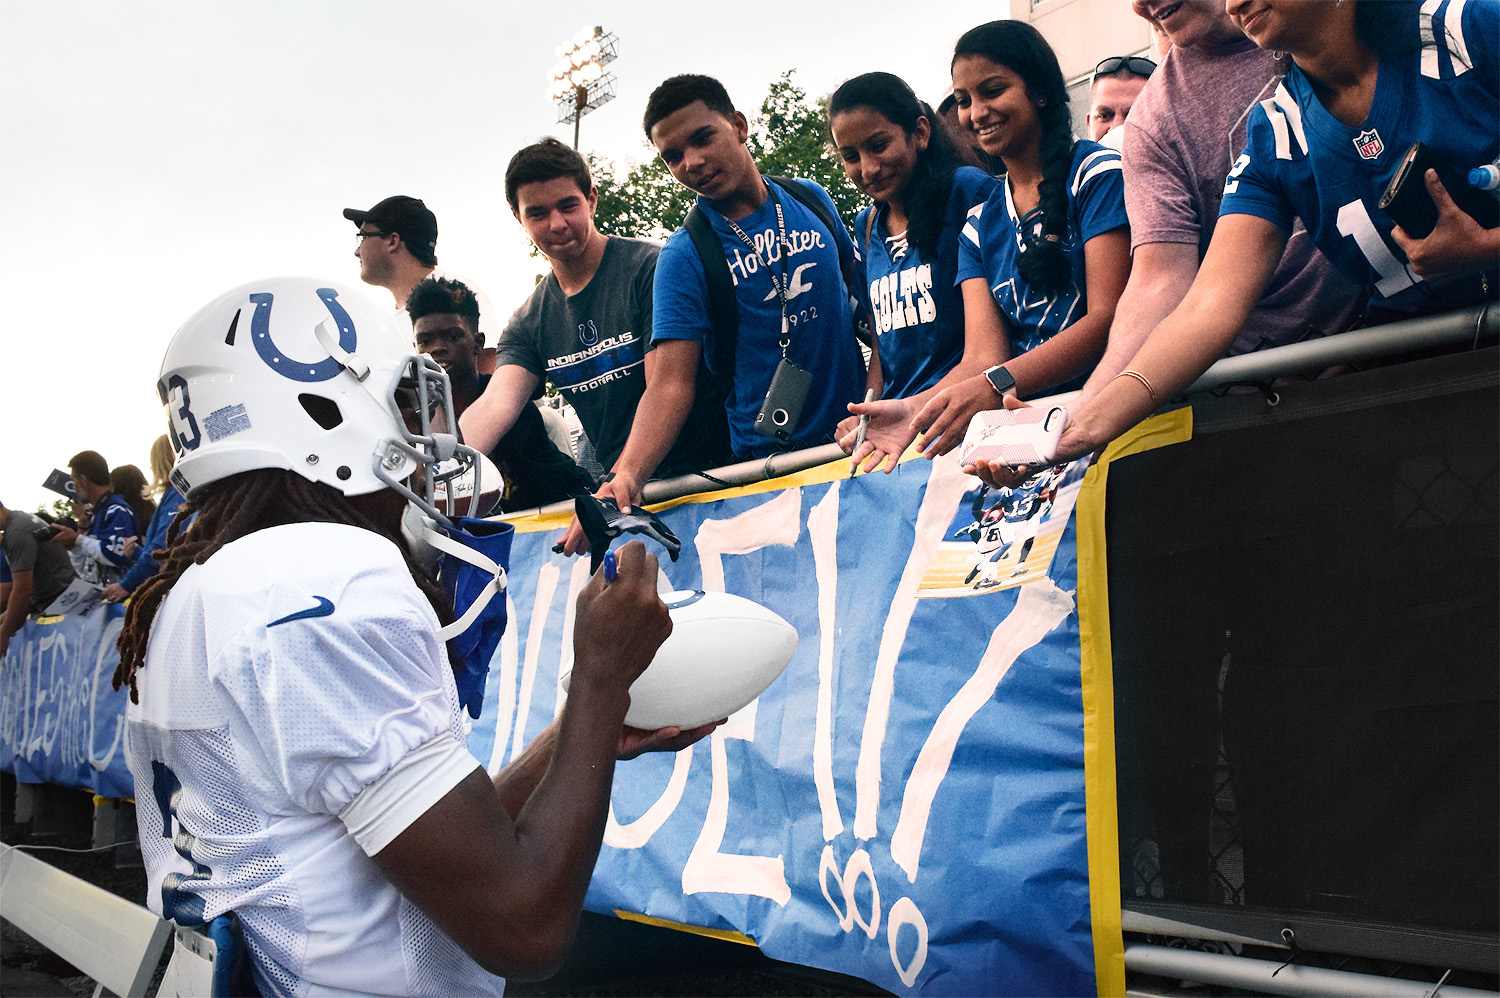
1123;35;1363;355
495;235;730;474
2;509;77;612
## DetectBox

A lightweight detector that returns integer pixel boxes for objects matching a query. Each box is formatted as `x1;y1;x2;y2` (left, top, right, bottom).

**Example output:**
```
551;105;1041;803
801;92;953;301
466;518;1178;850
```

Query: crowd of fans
0;440;191;651
459;1;1493;539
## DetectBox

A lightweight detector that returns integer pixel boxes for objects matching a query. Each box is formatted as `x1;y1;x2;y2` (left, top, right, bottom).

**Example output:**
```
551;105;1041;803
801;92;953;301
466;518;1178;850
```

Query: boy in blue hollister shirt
592;75;876;524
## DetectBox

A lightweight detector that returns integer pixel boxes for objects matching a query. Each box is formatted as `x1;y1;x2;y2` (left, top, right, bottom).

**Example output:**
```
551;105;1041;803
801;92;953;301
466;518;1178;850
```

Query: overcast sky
0;0;996;514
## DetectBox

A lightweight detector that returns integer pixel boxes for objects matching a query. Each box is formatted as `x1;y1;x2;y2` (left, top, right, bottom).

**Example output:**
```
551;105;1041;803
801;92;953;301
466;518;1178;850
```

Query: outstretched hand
837;396;919;475
1391;169;1496;281
961;394;1037;489
912;375;1002;458
557;473;646;558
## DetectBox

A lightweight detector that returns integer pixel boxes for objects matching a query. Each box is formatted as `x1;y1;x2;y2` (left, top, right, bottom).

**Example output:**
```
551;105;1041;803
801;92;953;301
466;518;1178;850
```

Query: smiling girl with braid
848;20;1133;462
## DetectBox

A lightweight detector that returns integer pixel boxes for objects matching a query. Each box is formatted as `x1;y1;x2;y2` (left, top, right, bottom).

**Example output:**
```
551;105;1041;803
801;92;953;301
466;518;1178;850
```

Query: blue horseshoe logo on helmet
250;288;358;382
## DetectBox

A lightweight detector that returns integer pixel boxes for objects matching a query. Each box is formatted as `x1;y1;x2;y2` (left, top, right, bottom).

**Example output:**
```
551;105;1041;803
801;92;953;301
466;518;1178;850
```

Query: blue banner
0;603;134;799
475;454;1098;996
0;453;1104;995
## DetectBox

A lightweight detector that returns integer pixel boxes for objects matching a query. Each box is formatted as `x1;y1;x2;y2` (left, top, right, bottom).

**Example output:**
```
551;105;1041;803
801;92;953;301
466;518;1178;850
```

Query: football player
116;276;716;995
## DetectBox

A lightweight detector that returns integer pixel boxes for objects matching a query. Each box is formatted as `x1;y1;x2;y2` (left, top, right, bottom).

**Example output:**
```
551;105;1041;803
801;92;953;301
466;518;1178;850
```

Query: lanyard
721;180;792;354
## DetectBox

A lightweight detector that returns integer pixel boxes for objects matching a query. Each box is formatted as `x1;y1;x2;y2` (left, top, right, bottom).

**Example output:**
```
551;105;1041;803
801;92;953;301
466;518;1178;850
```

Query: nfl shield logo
1354;128;1384;160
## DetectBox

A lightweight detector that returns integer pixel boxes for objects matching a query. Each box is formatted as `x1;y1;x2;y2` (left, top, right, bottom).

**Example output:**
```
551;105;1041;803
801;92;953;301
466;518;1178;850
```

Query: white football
562;590;798;730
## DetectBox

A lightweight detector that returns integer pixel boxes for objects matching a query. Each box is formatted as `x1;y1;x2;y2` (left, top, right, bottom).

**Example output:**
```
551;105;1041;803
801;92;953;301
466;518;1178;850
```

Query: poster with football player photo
917;456;1092;597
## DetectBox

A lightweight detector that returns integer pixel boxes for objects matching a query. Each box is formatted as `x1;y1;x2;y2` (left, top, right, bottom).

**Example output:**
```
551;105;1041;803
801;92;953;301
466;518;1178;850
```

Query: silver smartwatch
983;364;1016;397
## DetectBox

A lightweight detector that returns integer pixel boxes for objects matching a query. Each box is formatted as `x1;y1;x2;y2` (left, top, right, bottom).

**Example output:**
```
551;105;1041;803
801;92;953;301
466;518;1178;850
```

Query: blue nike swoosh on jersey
268;596;335;627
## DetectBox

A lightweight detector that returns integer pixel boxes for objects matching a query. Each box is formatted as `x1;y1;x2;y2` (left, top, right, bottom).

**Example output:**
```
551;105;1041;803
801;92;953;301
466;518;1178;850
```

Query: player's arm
1073;240;1200;408
458;364;542;457
1056;213;1285;462
372;543;677;980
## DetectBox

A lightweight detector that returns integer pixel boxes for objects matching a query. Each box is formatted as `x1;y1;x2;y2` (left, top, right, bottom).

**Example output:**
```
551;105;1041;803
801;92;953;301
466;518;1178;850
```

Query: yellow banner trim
502;449;929;535
612;909;758;947
1076;406;1193;997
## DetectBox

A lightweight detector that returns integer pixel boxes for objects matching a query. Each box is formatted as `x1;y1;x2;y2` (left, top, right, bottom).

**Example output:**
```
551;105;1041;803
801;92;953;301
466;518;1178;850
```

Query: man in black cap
344;195;496;338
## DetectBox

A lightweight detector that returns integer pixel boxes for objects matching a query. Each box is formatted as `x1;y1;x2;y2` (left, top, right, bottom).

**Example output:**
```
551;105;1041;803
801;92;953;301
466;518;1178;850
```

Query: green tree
588;153;694;241
746;71;862;225
590;70;863;240
38;497;73;521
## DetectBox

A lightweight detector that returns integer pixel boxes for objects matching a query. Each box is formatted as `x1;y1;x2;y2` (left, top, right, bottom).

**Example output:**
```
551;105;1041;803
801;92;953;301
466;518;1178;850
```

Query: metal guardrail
1125;943;1499;998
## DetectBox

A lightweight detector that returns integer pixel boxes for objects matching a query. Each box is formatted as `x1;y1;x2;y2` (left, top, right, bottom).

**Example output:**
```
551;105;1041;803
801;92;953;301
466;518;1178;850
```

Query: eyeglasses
355;229;390;245
1092;56;1156;80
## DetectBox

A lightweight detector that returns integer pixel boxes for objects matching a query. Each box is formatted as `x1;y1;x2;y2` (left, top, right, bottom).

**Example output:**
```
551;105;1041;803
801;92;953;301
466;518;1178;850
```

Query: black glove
554;493;682;574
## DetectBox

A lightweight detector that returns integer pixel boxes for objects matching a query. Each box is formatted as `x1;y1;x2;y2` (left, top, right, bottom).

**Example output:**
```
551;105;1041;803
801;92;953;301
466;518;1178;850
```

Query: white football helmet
157;276;477;523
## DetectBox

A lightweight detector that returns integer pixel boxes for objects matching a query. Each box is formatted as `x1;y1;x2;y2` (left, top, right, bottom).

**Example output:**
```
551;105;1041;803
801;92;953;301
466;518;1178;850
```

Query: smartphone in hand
959;405;1069;468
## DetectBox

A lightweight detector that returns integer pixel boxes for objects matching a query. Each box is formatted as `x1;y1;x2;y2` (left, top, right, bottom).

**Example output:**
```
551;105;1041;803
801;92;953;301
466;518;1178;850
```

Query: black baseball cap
343;195;438;252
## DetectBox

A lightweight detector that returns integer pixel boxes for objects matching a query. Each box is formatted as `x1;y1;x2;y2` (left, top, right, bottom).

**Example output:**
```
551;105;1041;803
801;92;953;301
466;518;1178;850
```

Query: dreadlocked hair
954;20;1075;297
828;73;963;261
113;468;456;703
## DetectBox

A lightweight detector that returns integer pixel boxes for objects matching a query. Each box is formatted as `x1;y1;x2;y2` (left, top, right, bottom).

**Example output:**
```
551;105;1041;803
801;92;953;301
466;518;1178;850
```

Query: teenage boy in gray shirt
460;139;731;479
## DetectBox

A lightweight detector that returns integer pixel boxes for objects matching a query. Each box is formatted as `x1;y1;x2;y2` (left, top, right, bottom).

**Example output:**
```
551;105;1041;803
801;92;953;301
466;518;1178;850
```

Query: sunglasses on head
1092;56;1157;79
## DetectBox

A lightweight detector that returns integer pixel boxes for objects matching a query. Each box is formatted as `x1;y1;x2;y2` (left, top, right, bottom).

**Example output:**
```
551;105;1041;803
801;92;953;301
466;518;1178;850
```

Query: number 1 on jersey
1336;200;1420;298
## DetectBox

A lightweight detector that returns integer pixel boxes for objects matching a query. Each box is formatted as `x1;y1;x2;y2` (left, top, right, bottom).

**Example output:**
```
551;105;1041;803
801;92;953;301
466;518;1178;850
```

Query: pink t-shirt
1123;35;1363;355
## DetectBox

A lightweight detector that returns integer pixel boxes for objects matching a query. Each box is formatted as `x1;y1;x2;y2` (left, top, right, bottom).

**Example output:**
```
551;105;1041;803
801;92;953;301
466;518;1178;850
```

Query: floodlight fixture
548;25;619;148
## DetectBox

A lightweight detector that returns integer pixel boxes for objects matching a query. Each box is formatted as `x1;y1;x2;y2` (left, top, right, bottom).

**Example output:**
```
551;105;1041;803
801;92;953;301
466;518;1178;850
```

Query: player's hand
838;396;919;475
616;720;724;760
100;584;128;603
121;535;141;558
571;541;671;706
48;525;78;548
912;375;1002;458
1391;169;1496;281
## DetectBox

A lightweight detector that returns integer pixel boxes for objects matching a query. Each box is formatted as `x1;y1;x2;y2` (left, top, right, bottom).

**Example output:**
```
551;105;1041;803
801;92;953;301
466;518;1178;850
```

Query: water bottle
1469;161;1500;198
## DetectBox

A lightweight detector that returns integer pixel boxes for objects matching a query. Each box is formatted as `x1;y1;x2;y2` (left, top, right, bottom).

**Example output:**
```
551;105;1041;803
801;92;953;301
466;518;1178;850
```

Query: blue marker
602;549;618;583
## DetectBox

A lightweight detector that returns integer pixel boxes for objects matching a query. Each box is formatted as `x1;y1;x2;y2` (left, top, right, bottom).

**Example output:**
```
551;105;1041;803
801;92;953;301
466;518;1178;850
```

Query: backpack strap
684;204;738;380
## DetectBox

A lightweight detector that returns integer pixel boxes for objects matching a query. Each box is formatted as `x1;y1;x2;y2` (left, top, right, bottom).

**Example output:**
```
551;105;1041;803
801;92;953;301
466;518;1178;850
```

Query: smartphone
754;358;813;442
959;405;1069;468
1379;142;1500;240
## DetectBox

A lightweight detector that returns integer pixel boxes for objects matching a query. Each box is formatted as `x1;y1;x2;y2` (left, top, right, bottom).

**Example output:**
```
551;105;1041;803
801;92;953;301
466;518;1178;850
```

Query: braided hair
827;72;964;260
954;20;1075;297
113;469;456;703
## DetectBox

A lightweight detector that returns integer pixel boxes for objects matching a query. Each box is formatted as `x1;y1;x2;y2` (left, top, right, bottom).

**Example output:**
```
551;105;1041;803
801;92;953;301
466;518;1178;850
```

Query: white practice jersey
125;522;504;997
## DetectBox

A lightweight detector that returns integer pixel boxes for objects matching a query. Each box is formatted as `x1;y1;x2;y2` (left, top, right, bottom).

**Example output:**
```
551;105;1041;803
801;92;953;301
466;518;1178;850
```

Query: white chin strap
401;508;508;641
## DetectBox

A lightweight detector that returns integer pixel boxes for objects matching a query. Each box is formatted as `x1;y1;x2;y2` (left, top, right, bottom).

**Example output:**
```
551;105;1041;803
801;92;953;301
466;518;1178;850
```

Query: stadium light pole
548;25;620;149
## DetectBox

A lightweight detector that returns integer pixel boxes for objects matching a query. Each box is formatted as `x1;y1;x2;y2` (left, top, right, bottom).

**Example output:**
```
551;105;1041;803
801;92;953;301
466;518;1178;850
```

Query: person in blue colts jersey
591;74;873;524
1053;0;1498;466
826;72;1002;474
854;20;1133;462
48;450;140;588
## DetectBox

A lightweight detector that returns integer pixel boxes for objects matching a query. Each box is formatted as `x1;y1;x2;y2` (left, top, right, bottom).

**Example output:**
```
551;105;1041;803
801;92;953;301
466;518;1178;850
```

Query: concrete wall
1005;0;1155;137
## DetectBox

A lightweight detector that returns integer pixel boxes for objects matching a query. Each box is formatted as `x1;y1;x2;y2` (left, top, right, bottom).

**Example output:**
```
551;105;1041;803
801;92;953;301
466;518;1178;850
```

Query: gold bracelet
1117;368;1158;408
